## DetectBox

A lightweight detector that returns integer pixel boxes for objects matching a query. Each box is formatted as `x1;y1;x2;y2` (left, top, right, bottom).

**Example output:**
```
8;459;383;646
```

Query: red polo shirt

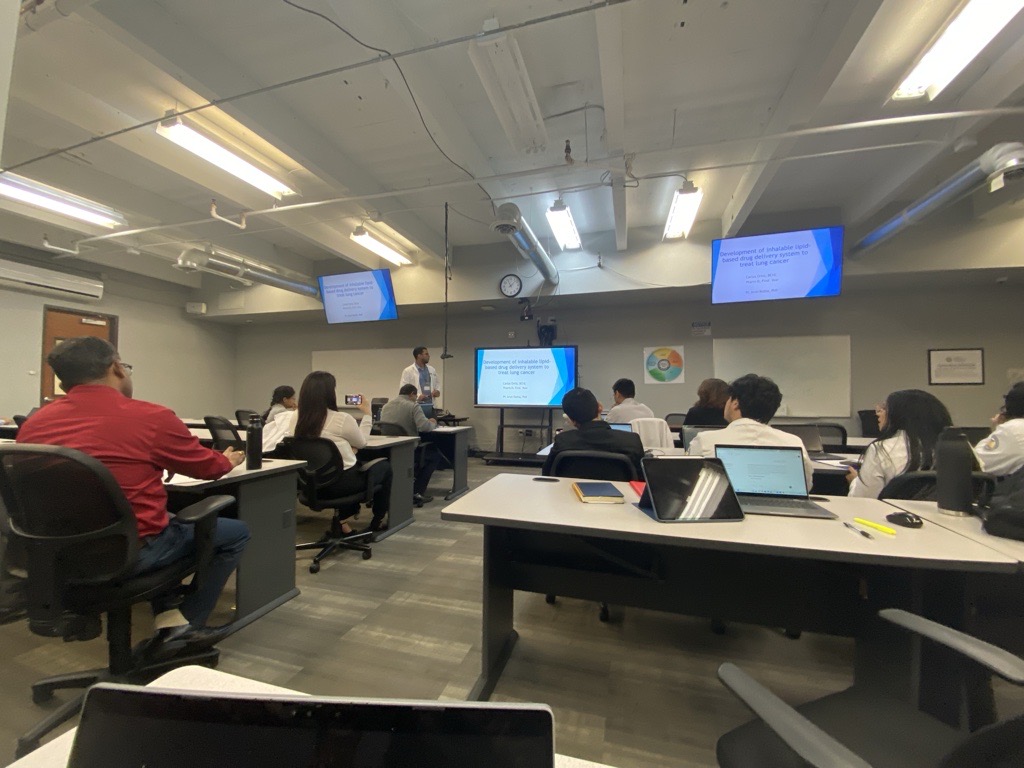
17;385;232;537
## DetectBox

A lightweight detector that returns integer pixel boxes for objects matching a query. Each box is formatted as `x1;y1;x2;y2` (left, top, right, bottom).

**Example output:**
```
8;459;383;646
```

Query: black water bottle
246;414;263;470
936;427;973;515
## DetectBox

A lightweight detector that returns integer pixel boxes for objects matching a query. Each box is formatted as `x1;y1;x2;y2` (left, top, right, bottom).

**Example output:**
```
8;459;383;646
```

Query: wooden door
41;307;118;402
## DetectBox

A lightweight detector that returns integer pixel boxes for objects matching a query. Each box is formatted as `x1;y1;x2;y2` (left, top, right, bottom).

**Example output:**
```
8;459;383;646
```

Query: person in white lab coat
399;346;441;418
975;382;1024;478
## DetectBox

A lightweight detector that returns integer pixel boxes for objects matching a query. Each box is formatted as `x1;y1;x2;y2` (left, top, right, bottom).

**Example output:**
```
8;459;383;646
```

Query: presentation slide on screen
475;347;576;407
711;227;843;305
318;270;398;324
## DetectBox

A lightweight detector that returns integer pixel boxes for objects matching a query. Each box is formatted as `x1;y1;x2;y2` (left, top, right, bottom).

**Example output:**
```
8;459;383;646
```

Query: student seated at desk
262;385;296;423
687;374;813;487
682;377;729;426
605;378;654;423
16;337;250;656
975;382;1024;478
542;387;645;477
380;384;440;507
277;371;391;533
847;389;952;498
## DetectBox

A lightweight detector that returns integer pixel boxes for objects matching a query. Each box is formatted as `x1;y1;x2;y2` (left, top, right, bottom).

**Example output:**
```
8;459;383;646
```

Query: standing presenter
399;346;441;418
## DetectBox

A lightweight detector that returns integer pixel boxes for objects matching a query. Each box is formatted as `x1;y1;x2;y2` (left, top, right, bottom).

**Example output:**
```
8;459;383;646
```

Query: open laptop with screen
639;456;744;523
713;444;835;518
70;683;555;768
774;424;844;460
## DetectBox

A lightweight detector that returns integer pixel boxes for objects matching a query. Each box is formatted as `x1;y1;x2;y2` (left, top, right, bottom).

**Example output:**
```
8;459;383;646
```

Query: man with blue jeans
18;337;250;656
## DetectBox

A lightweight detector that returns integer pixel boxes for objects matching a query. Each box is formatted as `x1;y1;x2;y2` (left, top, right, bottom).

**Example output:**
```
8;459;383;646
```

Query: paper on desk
163;462;251;486
817;459;854;468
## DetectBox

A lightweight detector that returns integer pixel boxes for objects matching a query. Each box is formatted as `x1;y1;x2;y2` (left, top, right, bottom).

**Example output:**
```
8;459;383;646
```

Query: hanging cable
440;202;454;359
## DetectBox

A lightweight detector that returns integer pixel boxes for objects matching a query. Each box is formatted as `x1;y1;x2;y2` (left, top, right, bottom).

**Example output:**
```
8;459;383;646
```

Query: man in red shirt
17;337;249;654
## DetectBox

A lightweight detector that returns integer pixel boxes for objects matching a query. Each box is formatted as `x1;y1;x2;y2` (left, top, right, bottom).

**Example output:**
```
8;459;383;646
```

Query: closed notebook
572;481;625;504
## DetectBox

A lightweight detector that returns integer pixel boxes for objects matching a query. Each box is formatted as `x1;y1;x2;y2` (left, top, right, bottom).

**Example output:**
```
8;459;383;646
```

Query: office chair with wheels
664;413;687;430
545;450;639;622
716;608;1024;768
858;409;881;438
815;422;848;448
630;417;675;450
204;415;244;451
12;415;28;428
370;397;389;423
234;409;259;429
374;421;408;437
954;426;991;445
878;470;996;504
0;444;233;758
282;438;387;573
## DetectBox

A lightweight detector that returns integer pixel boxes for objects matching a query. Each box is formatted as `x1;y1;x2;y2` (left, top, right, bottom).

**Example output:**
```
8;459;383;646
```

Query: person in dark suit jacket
542;387;646;477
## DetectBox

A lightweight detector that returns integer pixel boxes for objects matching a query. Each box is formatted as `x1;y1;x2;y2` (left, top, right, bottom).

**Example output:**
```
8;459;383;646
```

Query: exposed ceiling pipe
174;246;320;299
18;0;98;36
854;142;1024;253
491;203;559;285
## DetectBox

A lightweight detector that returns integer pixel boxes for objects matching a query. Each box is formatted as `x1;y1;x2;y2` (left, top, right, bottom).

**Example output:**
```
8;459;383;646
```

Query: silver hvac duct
175;247;320;299
491;203;559;285
854;142;1024;252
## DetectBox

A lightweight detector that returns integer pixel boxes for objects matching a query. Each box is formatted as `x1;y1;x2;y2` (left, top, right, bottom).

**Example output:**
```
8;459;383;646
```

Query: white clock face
500;274;522;297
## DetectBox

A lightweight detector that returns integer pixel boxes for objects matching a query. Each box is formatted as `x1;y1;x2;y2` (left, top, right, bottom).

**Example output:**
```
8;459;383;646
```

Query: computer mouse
886;511;924;529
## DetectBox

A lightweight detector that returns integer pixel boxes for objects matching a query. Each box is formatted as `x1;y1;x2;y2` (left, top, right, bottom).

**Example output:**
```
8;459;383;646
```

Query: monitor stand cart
483;408;554;466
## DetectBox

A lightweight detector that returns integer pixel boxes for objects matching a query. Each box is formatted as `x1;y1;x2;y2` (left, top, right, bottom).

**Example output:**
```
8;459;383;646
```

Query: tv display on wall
711;226;843;305
474;346;578;408
317;269;398;324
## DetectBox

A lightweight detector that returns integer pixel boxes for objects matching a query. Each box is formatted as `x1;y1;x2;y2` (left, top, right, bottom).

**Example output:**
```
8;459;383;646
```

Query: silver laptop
713;444;835;518
774;425;844;460
70;683;555;768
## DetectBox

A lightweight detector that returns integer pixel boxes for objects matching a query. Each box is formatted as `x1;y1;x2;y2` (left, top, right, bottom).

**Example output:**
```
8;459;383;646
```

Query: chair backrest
815;422;848;446
12;415;27;427
235;409;259;429
939;712;1024;767
664;413;687;430
0;445;139;636
549;450;638;481
681;425;722;450
376;421;409;437
858;409;881;437
285;437;367;509
879;470;995;503
204;416;243;450
629;418;674;450
953;426;991;445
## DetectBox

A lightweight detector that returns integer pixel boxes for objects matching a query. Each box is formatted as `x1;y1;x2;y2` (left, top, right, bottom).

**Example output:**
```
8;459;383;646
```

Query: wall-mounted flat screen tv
711;226;843;305
318;269;398;324
474;346;578;408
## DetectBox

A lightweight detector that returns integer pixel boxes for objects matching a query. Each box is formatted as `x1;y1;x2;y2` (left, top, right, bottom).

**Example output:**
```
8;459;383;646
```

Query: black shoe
183;624;233;649
413;493;433;506
140;623;232;660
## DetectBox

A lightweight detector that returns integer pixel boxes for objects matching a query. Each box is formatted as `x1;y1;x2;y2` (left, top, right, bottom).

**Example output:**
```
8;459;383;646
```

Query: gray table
165;459;304;628
421;425;473;500
442;474;1021;727
360;435;419;540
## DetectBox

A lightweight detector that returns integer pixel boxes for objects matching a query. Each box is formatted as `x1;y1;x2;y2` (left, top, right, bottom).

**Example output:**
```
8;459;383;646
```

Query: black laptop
639;456;744;522
69;683;555;768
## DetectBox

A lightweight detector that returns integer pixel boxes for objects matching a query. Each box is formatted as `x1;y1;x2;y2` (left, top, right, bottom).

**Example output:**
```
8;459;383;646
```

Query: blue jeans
133;517;250;627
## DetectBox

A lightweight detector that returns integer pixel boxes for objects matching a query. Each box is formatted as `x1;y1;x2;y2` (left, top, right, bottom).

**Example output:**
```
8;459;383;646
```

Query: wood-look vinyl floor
2;459;1023;766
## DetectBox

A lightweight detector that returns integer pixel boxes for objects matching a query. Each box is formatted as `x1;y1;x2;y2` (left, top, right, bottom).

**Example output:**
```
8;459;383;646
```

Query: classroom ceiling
2;0;1024;292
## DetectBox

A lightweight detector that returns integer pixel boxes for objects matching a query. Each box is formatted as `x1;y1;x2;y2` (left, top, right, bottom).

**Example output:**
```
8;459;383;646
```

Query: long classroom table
442;473;1023;728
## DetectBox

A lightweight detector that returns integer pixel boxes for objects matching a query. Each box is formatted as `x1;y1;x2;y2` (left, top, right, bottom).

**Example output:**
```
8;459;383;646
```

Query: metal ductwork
175;247;320;299
855;142;1024;252
491;203;559;285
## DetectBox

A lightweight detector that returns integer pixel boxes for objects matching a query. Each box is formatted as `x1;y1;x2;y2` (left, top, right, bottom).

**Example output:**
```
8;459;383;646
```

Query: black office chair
374;421;408;437
0;444;233;757
234;409;259;429
282;438;387;573
204;415;244;450
858;409;881;438
716;608;1024;768
370;397;389;423
955;426;991;445
815;422;848;448
664;413;687;430
12;414;28;428
879;470;996;504
545;450;638;623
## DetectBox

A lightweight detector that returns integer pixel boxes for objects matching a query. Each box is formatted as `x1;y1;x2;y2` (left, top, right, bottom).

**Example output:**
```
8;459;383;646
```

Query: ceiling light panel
0;172;127;229
351;226;412;266
663;183;704;240
545;199;582;250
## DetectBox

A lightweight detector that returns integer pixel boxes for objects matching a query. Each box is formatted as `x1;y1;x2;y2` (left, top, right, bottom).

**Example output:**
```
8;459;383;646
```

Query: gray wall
233;281;1024;452
0;278;237;419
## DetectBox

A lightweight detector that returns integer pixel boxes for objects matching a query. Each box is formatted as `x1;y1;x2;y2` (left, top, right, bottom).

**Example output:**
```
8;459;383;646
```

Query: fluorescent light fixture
545;198;582;250
0;172;127;228
468;27;548;153
351;226;412;266
663;181;704;239
156;117;296;199
893;0;1024;101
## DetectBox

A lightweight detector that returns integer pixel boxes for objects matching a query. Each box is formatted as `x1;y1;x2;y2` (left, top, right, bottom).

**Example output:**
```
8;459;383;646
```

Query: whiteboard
311;348;416;402
712;336;850;417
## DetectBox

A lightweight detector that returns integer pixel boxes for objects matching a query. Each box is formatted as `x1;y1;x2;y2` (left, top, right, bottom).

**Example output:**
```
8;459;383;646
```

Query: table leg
469;526;517;701
444;430;470;501
369;441;415;541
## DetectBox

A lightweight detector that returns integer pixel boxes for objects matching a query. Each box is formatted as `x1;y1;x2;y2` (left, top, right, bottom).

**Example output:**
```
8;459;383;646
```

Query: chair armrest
717;663;873;768
174;495;236;524
879;608;1024;685
355;458;388;475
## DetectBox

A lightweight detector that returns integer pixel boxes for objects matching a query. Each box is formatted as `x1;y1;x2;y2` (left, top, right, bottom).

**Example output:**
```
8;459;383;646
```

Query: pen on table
843;521;873;540
853;517;896;536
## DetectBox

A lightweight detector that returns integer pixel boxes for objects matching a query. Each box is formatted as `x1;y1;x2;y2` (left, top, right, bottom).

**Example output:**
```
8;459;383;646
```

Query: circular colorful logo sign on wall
645;347;683;382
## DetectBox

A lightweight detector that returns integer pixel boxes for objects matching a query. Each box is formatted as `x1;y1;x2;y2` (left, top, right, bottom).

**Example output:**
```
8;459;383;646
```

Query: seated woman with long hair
278;371;391;533
848;389;952;498
683;378;729;426
262;385;296;423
